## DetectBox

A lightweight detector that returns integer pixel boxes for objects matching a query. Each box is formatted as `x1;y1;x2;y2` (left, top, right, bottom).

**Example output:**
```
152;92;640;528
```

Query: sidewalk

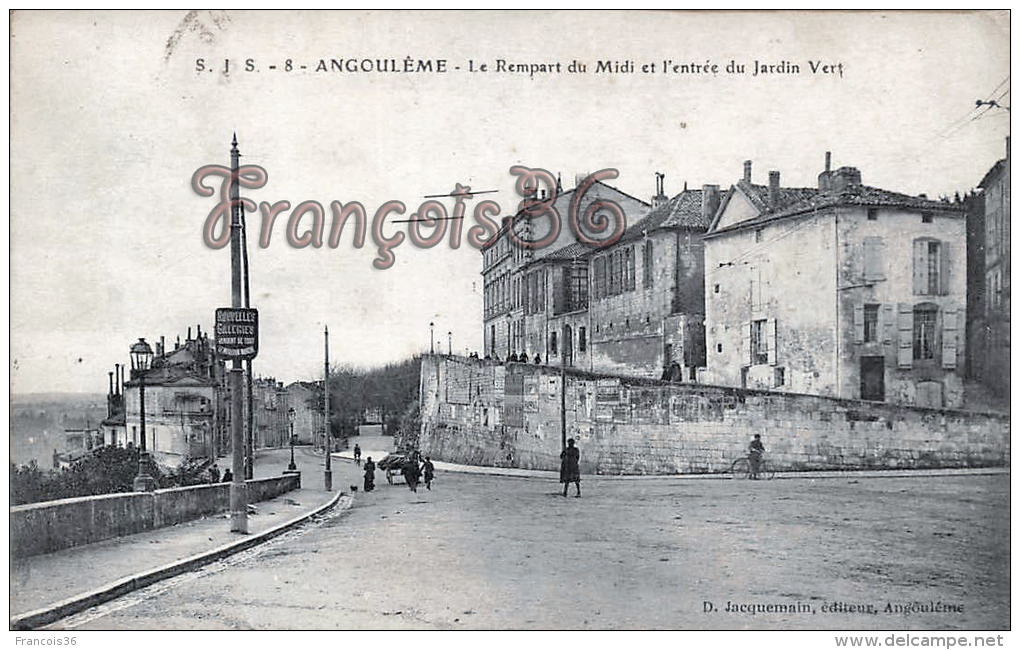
10;447;349;628
332;449;1009;481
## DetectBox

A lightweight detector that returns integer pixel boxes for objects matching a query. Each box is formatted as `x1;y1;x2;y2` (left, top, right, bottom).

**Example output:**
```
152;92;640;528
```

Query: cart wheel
386;469;394;485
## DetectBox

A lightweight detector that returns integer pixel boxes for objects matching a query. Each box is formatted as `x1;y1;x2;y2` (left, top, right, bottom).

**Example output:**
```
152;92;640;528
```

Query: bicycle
729;454;776;480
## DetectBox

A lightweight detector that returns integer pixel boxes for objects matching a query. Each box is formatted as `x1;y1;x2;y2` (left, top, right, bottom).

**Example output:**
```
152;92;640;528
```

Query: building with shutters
481;173;715;379
703;154;967;408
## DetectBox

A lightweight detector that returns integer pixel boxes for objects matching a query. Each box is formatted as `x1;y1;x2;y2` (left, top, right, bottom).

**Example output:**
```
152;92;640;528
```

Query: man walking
402;456;421;493
421;456;435;490
354;444;362;467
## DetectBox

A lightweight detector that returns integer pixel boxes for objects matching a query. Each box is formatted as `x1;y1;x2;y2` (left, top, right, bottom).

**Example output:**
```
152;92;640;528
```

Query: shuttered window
912;238;949;296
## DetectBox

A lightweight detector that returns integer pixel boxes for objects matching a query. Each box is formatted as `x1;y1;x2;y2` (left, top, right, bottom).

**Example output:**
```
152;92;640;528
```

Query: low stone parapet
10;474;301;558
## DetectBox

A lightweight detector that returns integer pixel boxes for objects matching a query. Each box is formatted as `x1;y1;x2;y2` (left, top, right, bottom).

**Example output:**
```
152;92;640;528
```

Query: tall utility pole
229;134;248;533
241;194;254;480
560;329;567;453
324;325;333;491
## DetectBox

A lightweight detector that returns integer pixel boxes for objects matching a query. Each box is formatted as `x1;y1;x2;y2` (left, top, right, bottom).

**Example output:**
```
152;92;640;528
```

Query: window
643;240;654;288
863;304;880;343
922;212;933;223
862;237;885;281
625;246;636;291
717;343;723;353
594;256;606;299
579;327;587;352
912;238;948;296
867;208;878;221
714;283;720;294
774;367;785;387
568;265;588;312
751;319;768;365
913;304;937;360
550;331;558;355
755;228;763;243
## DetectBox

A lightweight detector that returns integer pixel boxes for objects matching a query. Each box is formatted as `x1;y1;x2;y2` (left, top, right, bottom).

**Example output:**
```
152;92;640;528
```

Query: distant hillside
10;393;109;468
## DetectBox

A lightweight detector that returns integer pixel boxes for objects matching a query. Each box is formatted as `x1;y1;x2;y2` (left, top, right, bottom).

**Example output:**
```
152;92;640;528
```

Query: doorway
860;356;885;401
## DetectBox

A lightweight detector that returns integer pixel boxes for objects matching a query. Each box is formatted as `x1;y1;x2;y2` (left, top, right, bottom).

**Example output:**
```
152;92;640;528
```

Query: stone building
482;174;714;379
969;137;1011;397
122;327;227;467
703;155;968;409
286;380;324;446
253;377;290;448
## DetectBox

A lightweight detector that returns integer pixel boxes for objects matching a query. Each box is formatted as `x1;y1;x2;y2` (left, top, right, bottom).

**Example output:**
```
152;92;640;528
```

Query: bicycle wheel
761;460;776;480
729;458;752;479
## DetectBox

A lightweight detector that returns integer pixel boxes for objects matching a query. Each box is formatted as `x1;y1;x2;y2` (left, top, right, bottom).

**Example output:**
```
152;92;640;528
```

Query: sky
9;10;1010;394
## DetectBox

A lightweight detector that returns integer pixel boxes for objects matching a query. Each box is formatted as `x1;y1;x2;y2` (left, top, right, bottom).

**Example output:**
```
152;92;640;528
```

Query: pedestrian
209;463;220;483
222;469;233;483
749;434;765;480
560;438;581;497
354;444;362;467
402;456;421;492
363;457;376;492
422;456;435;490
534;354;541;364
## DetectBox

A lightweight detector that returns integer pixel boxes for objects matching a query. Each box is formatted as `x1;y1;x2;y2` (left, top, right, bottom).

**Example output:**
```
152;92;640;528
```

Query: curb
10;490;351;631
334;453;1009;482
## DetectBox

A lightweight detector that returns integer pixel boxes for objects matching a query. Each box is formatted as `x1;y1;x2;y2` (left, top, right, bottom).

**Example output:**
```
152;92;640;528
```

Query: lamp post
287;407;297;471
130;338;156;492
287;408;295;469
323;325;332;491
429;321;435;354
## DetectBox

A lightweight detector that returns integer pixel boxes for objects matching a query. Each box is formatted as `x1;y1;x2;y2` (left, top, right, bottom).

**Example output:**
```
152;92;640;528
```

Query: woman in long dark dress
560;438;581;497
363;457;376;492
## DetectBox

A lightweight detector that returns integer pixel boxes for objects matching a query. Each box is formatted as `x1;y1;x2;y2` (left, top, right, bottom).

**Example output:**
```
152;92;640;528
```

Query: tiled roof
738;181;820;214
711;183;963;236
626;189;713;236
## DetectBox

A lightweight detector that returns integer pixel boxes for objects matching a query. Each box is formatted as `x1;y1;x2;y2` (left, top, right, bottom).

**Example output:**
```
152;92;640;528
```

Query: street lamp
429;321;435;354
287;407;297;471
130;338;156;492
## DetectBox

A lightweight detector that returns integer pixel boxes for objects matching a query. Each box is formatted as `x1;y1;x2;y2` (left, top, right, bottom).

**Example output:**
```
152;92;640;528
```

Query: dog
350;485;359;493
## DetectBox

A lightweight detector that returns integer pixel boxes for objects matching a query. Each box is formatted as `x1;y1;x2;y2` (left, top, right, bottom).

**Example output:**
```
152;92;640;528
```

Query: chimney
651;172;668;208
115;363;121;395
556;172;563;194
830;166;862;192
197;324;202;338
187;326;192;341
743;160;752;183
701;184;721;221
768;171;780;208
818;151;833;190
108;371;114;397
160;335;165;357
175;335;181;350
